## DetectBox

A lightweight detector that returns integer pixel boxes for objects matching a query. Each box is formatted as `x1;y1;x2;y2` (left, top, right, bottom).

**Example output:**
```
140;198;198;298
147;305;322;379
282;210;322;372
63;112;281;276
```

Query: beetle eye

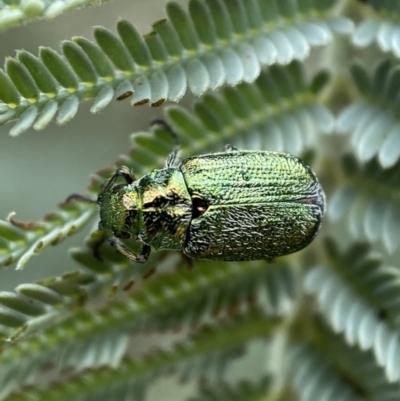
192;196;209;219
115;231;130;239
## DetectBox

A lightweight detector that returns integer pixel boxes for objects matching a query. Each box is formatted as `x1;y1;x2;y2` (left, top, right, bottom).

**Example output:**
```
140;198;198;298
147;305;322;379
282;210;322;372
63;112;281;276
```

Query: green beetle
92;139;325;263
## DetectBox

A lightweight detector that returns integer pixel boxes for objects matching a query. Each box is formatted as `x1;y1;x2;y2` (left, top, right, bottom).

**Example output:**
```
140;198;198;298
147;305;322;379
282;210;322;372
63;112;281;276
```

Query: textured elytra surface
184;203;321;260
181;151;323;205
181;150;324;260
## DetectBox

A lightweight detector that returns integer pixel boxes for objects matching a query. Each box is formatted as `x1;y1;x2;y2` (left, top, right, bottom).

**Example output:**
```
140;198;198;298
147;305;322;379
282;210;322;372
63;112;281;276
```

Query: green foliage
190;377;272;401
0;0;113;30
337;60;400;167
1;0;400;400
0;0;350;135
329;154;400;252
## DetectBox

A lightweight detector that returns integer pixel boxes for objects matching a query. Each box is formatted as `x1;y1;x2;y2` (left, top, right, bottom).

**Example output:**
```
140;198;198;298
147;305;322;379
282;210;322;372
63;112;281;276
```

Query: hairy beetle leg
109;237;151;263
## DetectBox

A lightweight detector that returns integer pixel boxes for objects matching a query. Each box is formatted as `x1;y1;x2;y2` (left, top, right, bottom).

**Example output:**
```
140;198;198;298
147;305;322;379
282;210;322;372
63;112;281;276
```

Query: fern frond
0;246;165;341
353;1;400;57
0;202;95;270
289;343;365;401
4;313;281;401
166;63;333;156
329;154;400;253
0;0;352;135
336;60;400;168
0;0;112;30
0;62;331;270
0;260;295;397
190;377;271;401
312;320;400;401
289;319;400;401
305;240;400;382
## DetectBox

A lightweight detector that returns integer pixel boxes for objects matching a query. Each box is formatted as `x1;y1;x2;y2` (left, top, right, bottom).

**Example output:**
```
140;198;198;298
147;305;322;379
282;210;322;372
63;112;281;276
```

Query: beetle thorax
137;168;192;251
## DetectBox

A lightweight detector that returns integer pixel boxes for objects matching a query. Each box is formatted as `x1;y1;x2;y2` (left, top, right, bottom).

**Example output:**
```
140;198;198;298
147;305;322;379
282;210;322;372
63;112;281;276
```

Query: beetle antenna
151;119;180;168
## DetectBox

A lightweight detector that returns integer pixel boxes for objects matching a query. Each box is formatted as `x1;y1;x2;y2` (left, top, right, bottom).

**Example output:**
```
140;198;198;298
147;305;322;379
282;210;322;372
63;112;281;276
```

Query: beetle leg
137;244;151;263
151;119;180;168
180;251;194;270
110;237;151;263
224;144;238;152
65;193;96;204
93;236;108;261
99;166;136;200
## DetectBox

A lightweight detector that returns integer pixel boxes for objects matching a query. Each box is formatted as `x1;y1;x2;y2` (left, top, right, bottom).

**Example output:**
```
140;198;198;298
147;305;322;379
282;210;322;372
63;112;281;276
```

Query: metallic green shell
179;150;324;260
98;149;324;262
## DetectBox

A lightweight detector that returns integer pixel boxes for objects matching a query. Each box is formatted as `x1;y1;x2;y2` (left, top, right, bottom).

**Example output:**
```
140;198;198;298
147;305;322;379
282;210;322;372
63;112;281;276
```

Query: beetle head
98;184;140;239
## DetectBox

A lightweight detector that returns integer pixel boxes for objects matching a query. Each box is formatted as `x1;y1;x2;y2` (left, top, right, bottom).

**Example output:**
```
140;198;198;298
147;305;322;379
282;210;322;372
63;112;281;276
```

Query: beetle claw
223;144;238;152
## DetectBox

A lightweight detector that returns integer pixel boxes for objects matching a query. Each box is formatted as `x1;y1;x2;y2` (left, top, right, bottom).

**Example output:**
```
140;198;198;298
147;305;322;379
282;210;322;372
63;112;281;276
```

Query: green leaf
143;30;169;64
224;0;248;35
0;203;96;269
289;342;369;401
205;0;233;42
33;99;58;130
0;292;45;316
39;46;79;90
352;2;400;57
189;0;217;46
17;50;59;95
167;2;200;52
94;26;135;73
0;0;346;134
9;105;38;136
73;36;116;79
62;41;98;84
305;240;400;382
56;95;79;125
338;60;400;167
117;20;152;68
3;313;281;401
5;58;39;100
0;0;114;31
191;377;271;401
152;19;182;58
0;68;20;106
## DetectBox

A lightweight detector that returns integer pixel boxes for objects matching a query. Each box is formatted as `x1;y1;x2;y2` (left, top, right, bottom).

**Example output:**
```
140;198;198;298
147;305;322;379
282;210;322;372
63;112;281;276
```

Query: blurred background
0;0;191;290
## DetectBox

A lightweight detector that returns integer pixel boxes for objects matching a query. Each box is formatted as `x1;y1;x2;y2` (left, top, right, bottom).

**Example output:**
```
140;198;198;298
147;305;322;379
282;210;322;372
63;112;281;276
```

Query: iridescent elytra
83;138;325;264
